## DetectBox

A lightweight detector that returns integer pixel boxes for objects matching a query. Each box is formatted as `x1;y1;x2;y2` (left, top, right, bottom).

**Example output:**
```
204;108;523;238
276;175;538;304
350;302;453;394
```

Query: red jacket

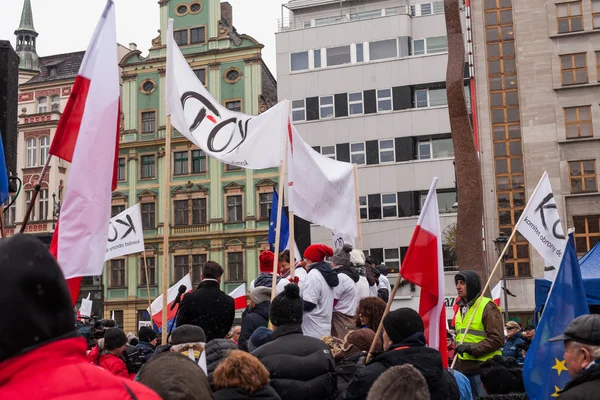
99;353;130;379
0;337;160;400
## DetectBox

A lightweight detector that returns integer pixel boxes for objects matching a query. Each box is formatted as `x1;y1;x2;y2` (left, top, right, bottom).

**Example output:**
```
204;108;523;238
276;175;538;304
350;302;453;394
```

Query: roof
25;51;85;84
16;0;36;34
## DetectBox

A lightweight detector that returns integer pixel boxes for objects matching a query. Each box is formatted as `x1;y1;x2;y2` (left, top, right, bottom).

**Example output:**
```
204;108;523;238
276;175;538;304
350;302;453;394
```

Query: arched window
50;95;60;111
38;97;47;113
26;138;37;167
39;136;49;165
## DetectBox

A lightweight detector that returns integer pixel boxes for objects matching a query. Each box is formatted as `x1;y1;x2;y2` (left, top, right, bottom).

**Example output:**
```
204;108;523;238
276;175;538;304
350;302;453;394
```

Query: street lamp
51;192;61;230
493;233;509;324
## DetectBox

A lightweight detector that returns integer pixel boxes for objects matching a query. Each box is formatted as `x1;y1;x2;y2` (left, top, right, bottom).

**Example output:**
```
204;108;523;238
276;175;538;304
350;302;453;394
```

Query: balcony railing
171;224;209;235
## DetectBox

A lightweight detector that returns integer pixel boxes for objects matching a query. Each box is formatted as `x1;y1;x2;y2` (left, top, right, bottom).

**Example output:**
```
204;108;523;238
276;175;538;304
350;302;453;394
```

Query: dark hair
278;250;290;263
479;355;525;395
366;256;379;266
367;364;430;400
355;297;386;331
202;261;224;279
139;326;157;342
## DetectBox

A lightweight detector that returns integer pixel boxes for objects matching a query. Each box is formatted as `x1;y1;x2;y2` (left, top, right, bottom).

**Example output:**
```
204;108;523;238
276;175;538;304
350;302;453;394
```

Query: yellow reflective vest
455;297;502;362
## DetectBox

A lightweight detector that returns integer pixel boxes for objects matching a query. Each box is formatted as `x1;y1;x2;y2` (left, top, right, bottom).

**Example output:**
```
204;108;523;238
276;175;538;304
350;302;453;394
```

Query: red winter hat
304;244;334;263
259;250;275;273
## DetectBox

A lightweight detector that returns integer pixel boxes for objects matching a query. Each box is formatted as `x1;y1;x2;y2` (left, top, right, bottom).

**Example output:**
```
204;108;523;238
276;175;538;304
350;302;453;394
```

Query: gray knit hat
249;287;271;304
332;244;353;267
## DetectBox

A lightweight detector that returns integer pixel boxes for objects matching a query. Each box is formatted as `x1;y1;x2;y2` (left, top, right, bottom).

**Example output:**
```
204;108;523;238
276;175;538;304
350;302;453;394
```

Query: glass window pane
496;158;508;173
505;91;518;105
380;140;393;149
508;124;521;138
507;108;520;122
558;19;570;33
494;143;507;156
491;93;503;107
494;126;506;140
501;26;514;40
326;45;351;66
580;123;593;137
429;88;447;106
291;52;309;71
579;106;591;120
509;142;522;155
583;161;596;174
492;109;505;123
314;49;322;68
485;11;498;26
571;2;582;15
512;191;525;207
589;217;600;233
356;44;364;63
576;237;589;253
488;43;500;58
382;194;396;204
570;162;582;176
487;28;500;42
426;36;448;54
574;54;586;68
503;59;516;73
498;193;510;208
585;177;597;191
561;55;573;69
575;70;587;83
415;90;428;107
413;39;425;55
419;142;431;159
489;60;502;75
496;176;510;191
351;142;364;151
499;10;512;24
431;138;454;158
572;178;583;192
511;158;523;173
502;42;515;57
490;76;502;90
370;39;398;60
571;17;583;31
574;216;586;232
556;4;568;18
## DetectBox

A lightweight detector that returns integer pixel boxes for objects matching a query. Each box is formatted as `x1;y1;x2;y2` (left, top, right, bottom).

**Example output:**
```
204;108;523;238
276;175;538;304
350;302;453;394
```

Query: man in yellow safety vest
453;270;504;397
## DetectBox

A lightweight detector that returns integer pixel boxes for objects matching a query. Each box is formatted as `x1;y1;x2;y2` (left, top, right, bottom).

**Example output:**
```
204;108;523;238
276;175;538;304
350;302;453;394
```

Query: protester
213;350;282;399
123;344;146;379
453;271;504;397
248;326;273;353
502;321;527;363
332;244;360;339
548;314;600;399
343;308;459;400
138;351;214;400
88;318;117;363
354;297;386;332
238;287;270;351
278;250;291;278
364;255;380;297
367;364;431;400
96;328;130;378
523;325;535;340
170;324;206;362
478;356;527;399
335;328;382;395
176;261;235;341
447;331;456;365
136;325;157;361
302;244;339;339
227;325;241;345
0;234;161;399
253;284;336;400
250;250;288;294
322;335;345;355
376;264;391;303
351;249;370;299
206;338;238;389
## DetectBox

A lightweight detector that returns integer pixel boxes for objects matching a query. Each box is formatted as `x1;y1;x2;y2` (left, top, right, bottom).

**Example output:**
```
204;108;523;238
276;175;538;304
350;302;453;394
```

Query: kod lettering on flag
104;203;145;261
332;230;355;251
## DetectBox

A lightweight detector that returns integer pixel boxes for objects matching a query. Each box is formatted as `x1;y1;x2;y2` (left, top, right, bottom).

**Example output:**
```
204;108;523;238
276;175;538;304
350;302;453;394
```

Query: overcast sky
0;0;287;75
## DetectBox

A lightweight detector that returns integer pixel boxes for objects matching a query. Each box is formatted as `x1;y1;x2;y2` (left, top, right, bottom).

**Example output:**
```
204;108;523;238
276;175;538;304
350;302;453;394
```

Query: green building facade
106;0;278;332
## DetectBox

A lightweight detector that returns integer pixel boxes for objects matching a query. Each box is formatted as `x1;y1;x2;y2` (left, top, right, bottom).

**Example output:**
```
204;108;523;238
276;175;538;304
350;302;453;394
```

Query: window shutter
397;191;414;217
392;86;411;110
335;93;349;118
395;137;415;162
306;97;319;120
366;140;379;165
364;89;377;114
312;145;321;153
368;194;381;220
336;143;350;162
398;37;410;57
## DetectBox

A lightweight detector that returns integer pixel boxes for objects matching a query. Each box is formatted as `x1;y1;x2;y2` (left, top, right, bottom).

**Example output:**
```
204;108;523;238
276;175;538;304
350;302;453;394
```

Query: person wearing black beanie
96;328;129;378
252;284;336;400
343;308;460;400
136;325;158;361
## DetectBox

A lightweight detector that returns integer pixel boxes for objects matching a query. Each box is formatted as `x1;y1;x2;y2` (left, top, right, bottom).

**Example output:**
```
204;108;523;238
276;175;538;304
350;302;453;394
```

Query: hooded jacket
454;270;505;374
336;266;360;283
559;361;600;400
238;301;270;352
214;385;282;400
206;338;238;389
135;340;155;362
254;273;281;288
311;262;340;287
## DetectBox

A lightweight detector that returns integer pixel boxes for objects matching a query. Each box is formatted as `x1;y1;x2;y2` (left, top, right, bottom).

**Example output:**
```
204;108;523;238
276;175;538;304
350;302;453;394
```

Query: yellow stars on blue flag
552;358;568;376
551;386;561;397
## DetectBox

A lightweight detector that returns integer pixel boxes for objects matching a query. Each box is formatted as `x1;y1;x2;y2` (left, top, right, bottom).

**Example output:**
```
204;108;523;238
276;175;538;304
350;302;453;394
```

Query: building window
414;89;429;108
117;158;126;181
356;44;364;62
369;38;398;61
140;256;156;286
225;100;242;112
359;196;368;219
3;195;16;226
560;53;588;85
569;160;597;193
227;195;243;222
565;106;593;139
383;248;400;272
319;96;334;118
574;215;600;254
291;51;309;71
141;111;156;134
192;150;207;173
141;202;156;229
594;0;600;28
418;137;454;159
39;136;49;165
174;29;188;46
314;49;322;68
292;99;306;122
227;252;244;282
438;191;457;213
174;151;189;175
190;27;206;44
351;142;366;165
38;189;48;221
192;198;207;225
421;3;433;15
427;36;448;53
411;39;425;56
25;191;35;221
174;255;188;282
259;192;273;220
377;89;392;112
379;139;395;163
225;164;243;171
556;1;583;33
112;204;126;217
414;88;447;107
50;95;60;111
140;155;156;179
192;254;207;286
193;68;206;85
326;45;351;66
321;145;336;160
174;200;189;225
109;259;126;288
348;92;363;115
26;138;37;167
37;97;47;113
381;193;398;218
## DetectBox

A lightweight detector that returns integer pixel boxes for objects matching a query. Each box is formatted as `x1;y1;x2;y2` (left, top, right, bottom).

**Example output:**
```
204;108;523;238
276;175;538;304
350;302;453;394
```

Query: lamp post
52;192;61;230
493;233;509;324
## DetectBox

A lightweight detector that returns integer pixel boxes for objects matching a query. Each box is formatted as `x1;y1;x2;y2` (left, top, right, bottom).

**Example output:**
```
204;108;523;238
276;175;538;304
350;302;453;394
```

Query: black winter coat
214;385;282;400
559;362;600;400
135;340;155;362
206;338;238;389
238;301;270;352
175;280;235;342
335;352;364;396
342;333;459;400
253;324;336;400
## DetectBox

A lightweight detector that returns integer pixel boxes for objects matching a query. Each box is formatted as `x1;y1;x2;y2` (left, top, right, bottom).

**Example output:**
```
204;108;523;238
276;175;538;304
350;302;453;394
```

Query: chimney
221;2;233;27
129;42;137;51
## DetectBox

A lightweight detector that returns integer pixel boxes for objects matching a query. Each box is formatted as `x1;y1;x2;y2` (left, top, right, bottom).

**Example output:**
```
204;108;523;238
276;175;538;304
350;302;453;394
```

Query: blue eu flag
268;189;289;252
0;133;8;205
523;234;589;399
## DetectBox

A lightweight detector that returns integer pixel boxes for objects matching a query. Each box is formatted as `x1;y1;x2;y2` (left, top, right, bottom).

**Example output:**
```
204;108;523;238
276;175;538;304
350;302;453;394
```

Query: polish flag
48;1;120;303
491;281;502;307
149;273;193;329
229;284;247;311
400;177;448;368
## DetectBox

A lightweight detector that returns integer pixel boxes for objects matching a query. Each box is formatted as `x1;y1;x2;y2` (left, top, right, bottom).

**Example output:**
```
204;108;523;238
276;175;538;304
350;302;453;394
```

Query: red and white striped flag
149;274;193;329
49;0;120;303
229;284;247;310
400;177;448;367
491;281;502;307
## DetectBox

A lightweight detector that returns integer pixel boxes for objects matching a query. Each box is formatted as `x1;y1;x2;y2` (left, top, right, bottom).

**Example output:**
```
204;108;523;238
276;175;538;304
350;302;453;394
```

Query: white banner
79;293;93;317
104;203;145;261
332;230;356;251
516;171;566;269
166;19;288;169
288;125;358;238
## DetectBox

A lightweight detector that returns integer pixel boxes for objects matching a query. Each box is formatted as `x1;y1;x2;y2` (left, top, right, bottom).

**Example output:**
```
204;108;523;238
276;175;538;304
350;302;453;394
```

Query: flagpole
289;210;296;281
142;251;153;316
161;116;172;343
20;154;52;233
353;164;363;249
449;226;518;369
271;157;286;302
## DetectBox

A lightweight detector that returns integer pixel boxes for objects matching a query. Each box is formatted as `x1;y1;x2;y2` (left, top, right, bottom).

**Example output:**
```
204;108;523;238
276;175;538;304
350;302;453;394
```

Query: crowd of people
1;233;600;399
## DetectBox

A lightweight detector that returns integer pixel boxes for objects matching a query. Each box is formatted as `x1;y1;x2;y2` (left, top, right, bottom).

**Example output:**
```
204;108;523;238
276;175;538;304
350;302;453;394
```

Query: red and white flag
229;283;247;311
491;281;502;307
48;0;120;302
149;274;193;329
400;177;448;367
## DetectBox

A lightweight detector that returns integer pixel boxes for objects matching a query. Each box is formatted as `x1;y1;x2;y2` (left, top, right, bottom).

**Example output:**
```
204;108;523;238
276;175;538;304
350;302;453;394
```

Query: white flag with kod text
104;203;145;261
288;125;358;239
332;230;356;251
166;19;288;169
516;171;566;269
